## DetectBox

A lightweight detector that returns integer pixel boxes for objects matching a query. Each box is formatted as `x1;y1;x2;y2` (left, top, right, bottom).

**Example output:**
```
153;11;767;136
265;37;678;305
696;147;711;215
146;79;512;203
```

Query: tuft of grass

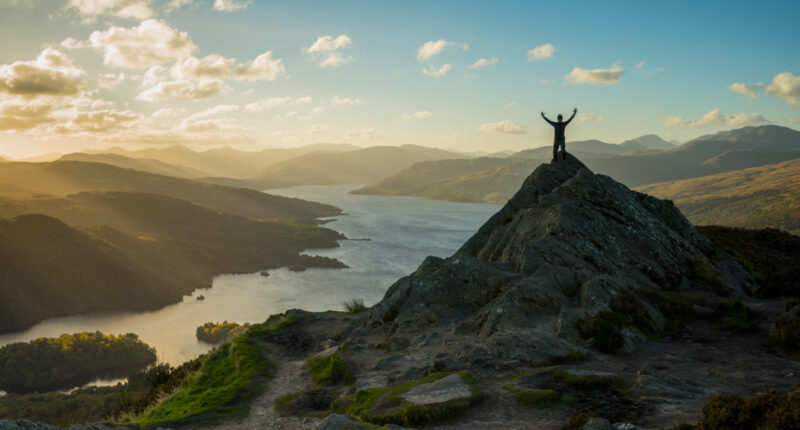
686;388;800;429
343;298;367;314
331;371;480;426
121;314;303;427
307;353;355;387
576;311;627;353
691;258;728;297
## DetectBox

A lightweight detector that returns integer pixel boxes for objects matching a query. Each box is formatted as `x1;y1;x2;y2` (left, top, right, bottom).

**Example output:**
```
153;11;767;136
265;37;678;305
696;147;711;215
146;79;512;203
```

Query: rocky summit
363;154;754;363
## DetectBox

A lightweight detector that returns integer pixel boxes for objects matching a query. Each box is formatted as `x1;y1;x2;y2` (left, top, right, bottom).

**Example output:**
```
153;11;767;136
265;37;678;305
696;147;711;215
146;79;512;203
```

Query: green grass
120;315;303;427
331;371;480;426
307;353;355;387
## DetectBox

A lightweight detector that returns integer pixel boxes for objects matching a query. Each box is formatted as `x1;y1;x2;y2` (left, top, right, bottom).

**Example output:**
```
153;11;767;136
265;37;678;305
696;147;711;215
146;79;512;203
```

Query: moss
769;310;800;353
640;288;704;332
552;370;614;391
274;388;338;417
331;371;480;426
610;291;658;337
274;392;301;416
307;353;355;387
691;258;728;297
502;366;554;382
508;388;577;407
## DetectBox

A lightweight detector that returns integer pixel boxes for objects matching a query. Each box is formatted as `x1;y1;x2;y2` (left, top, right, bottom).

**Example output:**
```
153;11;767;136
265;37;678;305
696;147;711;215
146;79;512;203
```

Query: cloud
308;124;328;134
727;82;765;98
213;0;251;11
97;72;126;89
664;109;770;127
0;48;84;98
422;63;452;77
232;51;286;80
565;64;625;85
189;104;239;119
478;120;525;134
766;72;800;107
635;61;646;72
306;35;353;68
89;20;196;69
467;58;498;70
416;39;467;62
573;113;605;123
344;128;382;140
527;43;555;61
151;107;185;118
244;96;291;112
65;0;153;21
504;102;517;108
331;96;361;106
400;110;434;120
51;109;145;134
0;99;57;130
163;0;195;13
292;96;312;106
137;78;225;101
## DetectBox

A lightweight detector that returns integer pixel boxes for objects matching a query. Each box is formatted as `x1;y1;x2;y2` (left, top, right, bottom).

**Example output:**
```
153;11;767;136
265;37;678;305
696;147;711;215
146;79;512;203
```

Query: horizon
1;1;799;158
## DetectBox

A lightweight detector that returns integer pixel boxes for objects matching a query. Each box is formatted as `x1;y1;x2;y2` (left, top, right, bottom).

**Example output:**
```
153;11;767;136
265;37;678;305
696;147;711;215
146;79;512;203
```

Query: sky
0;0;799;159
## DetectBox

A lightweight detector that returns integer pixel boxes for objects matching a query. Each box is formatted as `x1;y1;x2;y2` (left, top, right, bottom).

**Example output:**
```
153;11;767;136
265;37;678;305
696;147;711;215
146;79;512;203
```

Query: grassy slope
638;158;800;234
124;315;302;427
0;160;340;222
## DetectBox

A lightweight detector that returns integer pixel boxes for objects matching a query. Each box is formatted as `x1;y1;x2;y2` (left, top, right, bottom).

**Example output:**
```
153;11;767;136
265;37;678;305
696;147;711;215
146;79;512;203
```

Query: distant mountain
85;143;360;178
59;153;210;178
0;160;339;222
637;158;800;235
19;152;63;162
621;134;676;151
357;126;800;205
510;139;642;159
251;144;465;187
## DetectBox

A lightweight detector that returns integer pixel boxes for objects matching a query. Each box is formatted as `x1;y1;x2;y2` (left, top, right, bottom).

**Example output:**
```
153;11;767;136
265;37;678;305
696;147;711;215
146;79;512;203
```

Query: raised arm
563;108;577;125
541;112;555;126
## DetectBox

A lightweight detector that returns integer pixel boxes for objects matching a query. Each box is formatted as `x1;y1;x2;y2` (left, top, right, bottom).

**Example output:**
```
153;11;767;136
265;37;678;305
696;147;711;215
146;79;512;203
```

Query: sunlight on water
0;185;499;368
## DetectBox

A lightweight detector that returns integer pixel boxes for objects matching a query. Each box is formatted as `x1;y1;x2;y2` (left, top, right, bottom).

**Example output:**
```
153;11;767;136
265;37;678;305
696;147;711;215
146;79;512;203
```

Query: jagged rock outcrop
359;154;755;364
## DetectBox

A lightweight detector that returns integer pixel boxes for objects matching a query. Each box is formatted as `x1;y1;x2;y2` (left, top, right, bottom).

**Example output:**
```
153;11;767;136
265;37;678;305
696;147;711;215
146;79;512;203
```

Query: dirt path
202;342;323;430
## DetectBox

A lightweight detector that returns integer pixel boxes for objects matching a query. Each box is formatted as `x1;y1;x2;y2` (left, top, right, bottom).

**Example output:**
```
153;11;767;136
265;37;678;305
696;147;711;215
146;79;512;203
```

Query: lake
0;185;500;367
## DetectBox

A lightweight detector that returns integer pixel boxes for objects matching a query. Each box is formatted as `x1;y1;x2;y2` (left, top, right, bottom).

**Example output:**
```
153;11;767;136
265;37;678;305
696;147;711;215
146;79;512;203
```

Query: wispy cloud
565;64;624;85
213;0;252;12
344;128;382;140
664;109;769;127
331;96;361;106
467;58;498;70
573;113;605;123
400;110;434;120
306;35;353;68
416;39;468;62
422;63;452;77
478;120;525;134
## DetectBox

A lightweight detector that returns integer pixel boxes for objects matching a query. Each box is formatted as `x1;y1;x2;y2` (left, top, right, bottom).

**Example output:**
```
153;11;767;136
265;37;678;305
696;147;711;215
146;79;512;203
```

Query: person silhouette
541;108;577;162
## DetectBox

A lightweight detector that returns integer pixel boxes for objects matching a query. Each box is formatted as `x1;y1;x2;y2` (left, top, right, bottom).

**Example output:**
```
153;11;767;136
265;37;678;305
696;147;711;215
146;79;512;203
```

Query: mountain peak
362;153;754;364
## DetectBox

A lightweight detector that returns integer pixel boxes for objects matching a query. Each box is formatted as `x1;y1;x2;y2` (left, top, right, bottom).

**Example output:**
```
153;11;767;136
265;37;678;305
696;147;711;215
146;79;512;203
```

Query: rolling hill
250;144;465;187
0;192;345;332
0;160;339;222
357;125;800;206
636;158;800;234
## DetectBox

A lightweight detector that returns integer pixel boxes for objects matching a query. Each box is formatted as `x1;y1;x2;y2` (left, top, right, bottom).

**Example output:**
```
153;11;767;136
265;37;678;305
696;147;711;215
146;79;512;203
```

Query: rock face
360;154;754;364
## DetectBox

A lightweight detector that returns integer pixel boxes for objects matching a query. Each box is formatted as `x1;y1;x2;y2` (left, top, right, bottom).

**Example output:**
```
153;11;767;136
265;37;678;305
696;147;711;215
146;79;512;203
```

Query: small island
0;332;156;394
196;321;250;344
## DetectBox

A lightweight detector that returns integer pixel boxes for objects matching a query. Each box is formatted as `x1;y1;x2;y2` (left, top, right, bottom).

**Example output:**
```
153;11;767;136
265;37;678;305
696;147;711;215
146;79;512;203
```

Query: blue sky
0;0;798;158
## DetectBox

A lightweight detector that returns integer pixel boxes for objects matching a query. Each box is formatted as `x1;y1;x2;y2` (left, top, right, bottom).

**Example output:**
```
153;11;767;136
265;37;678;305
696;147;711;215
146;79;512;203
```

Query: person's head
557;114;563;122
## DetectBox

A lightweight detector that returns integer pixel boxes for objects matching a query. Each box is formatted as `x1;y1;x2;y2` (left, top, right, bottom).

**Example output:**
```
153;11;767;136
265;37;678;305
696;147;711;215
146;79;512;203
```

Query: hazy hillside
18;152;64;162
251;144;465;187
0;161;339;222
357;125;800;206
353;157;511;196
87;143;360;178
510;139;645;159
637;158;800;234
59;153;209;178
0;193;345;332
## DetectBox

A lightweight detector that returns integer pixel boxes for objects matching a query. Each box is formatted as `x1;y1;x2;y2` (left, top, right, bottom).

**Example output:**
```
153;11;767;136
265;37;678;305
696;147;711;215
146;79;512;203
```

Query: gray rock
355;154;754;366
582;418;613;430
0;420;61;430
315;414;375;430
634;366;707;399
402;374;473;405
